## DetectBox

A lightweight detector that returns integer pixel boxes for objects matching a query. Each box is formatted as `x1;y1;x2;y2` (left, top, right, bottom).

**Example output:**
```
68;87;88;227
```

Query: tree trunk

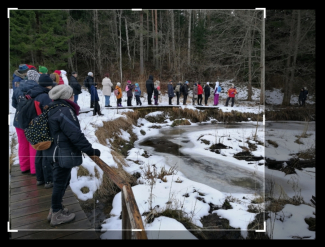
152;10;155;67
146;11;149;62
140;11;144;75
155;9;158;69
260;12;265;105
247;23;252;101
170;10;175;69
95;10;102;77
282;11;296;106
113;10;119;64
188;10;191;66
67;11;75;73
125;17;132;67
119;10;123;82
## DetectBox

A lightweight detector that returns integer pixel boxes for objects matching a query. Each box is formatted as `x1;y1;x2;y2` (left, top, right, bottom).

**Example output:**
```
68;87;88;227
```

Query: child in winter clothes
204;82;211;106
154;85;160;105
167;80;174;105
134;83;142;106
116;82;123;107
126;80;134;106
225;84;237;107
90;83;103;115
197;82;203;105
213;81;221;106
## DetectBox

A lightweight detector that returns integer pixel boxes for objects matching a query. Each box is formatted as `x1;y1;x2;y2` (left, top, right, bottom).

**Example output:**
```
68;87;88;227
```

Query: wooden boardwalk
9;165;100;239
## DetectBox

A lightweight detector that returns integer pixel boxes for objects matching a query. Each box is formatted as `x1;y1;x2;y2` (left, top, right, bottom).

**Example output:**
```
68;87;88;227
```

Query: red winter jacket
227;88;237;98
197;85;203;95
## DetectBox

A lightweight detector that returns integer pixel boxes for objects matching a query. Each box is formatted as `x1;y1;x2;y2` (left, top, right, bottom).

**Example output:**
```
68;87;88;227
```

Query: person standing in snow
84;72;95;108
303;87;308;107
174;82;181;105
213;81;221;106
204;82;211;106
69;72;82;105
192;83;198;105
225;83;237;107
126;80;135;106
197;82;203;106
115;82;123;107
134;83;142;106
102;73;113;107
153;85;160;105
145;75;154;105
183;81;189;105
90;83;103;116
12;64;29;91
46;84;101;226
167;80;174;105
60;70;69;86
26;74;56;188
11;70;39;175
53;70;64;85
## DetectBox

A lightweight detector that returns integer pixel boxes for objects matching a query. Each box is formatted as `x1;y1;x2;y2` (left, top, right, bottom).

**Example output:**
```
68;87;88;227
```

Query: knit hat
60;70;67;75
72;71;77;75
88;72;93;76
49;84;73;100
104;73;109;77
49;73;56;81
27;70;40;82
157;86;160;90
27;65;37;71
39;66;48;74
135;83;139;87
231;83;234;87
18;64;29;73
194;83;197;86
117;82;121;87
127;80;131;84
207;82;209;85
39;74;56;87
185;81;189;84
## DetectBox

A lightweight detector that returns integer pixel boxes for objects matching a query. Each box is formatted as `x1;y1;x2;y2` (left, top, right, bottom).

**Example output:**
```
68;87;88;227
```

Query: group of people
11;64;100;227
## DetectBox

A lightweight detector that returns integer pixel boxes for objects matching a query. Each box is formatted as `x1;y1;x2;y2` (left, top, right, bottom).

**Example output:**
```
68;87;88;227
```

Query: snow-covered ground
9;80;315;239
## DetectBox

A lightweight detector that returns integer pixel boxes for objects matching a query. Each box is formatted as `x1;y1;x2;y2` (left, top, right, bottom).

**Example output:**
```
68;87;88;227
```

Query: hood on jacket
13;70;27;79
149;75;153;80
18;80;39;93
215;81;219;89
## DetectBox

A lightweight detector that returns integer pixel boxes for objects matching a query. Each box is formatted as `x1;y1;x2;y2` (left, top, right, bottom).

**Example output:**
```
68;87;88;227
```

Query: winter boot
50;209;75;226
47;205;69;222
44;181;53;189
98;110;104;116
36;180;45;186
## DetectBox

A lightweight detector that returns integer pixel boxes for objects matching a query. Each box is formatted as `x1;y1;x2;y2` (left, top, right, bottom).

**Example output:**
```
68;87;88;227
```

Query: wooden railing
89;156;147;239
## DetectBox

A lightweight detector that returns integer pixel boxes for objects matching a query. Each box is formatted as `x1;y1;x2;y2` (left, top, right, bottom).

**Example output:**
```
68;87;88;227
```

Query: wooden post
122;189;132;239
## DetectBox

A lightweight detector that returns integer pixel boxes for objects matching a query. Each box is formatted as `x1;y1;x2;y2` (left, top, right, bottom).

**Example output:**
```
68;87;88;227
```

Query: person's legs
225;97;230;106
231;97;235;107
51;162;72;212
104;95;109;106
205;96;208;105
183;95;187;105
107;95;110;106
35;150;44;182
176;93;180;105
148;93;152;105
74;94;78;104
216;94;219;105
16;127;31;173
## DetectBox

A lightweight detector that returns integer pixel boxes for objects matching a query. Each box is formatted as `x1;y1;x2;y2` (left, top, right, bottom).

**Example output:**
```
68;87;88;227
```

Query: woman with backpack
213;81;221;106
126;80;134;106
192;83;198;105
11;70;40;175
167;80;174;105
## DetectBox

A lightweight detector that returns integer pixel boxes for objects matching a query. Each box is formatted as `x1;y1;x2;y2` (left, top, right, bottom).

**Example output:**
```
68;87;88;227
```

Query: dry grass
9;135;17;172
77;165;90;177
297;147;315;160
267;140;278;148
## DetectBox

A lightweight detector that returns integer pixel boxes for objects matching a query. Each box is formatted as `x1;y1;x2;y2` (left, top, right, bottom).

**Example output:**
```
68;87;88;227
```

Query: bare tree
125;16;132;67
260;11;265;105
140;11;144;75
188;10;191;66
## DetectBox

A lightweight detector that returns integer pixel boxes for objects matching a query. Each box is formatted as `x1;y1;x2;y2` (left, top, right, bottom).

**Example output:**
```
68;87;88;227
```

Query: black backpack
24;103;68;150
15;94;38;130
180;84;184;93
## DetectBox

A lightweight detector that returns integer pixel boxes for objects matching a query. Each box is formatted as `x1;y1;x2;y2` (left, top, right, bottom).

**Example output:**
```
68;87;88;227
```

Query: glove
87;149;101;157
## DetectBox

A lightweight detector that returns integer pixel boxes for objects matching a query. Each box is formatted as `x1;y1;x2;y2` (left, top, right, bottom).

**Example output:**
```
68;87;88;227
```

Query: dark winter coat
12;70;27;91
47;99;96;158
299;89;304;100
90;85;99;102
146;75;155;94
127;84;134;97
84;76;95;92
303;89;308;100
204;85;211;97
26;85;53;115
183;84;189;96
168;84;174;98
154;88;159;97
12;79;39;128
69;75;82;95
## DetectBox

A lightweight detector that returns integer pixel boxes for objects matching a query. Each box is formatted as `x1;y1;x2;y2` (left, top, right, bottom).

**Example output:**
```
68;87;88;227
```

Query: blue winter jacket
47;99;95;158
90;85;99;102
134;86;141;96
168;84;174;97
11;80;39;128
26;85;53;114
12;70;26;91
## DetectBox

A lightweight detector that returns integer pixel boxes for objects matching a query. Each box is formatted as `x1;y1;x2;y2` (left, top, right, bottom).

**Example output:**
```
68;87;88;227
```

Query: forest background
9;9;315;106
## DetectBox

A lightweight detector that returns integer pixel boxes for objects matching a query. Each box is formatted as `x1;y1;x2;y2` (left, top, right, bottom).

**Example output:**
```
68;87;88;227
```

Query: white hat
88;72;93;76
207;82;209;85
117;82;121;87
60;70;67;75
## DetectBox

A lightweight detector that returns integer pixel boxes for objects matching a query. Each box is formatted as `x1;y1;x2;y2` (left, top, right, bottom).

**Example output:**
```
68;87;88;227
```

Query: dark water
137;123;265;194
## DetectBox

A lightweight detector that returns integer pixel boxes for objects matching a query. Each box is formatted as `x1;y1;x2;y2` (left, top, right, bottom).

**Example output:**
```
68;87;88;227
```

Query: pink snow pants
15;127;36;174
214;94;219;105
